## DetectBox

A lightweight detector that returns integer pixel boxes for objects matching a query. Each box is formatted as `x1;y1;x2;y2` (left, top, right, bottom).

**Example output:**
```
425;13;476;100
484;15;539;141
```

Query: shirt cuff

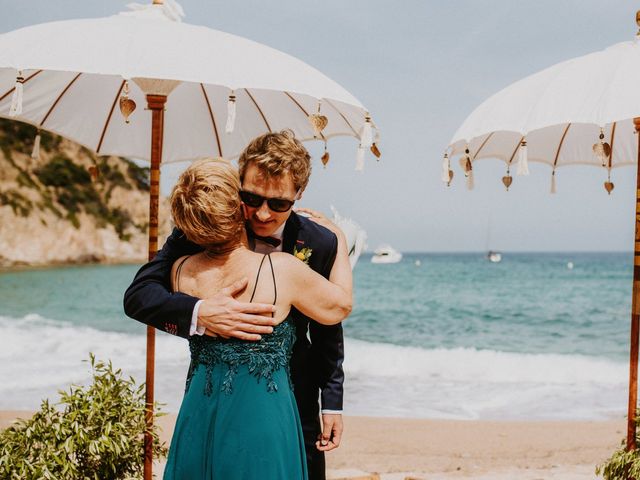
189;300;205;336
321;410;342;415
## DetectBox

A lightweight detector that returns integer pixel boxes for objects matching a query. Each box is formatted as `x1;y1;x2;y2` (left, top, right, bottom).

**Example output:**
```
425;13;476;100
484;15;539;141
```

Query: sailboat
485;215;502;263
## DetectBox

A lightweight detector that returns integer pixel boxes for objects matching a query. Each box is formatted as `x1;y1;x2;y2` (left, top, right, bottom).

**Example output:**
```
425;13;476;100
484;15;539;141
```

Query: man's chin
249;221;279;236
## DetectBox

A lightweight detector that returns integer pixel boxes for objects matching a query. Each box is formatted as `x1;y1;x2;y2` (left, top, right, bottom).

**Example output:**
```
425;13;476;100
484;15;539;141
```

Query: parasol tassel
517;139;529;176
9;71;24;117
360;115;373;149
31;132;41;160
466;168;474;190
550;171;557;194
592;129;611;167
355;145;365;171
441;152;451;184
225;92;236;134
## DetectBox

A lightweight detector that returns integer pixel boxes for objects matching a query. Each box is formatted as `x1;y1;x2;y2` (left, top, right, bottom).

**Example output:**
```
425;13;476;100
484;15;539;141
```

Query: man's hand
315;413;343;452
198;277;277;341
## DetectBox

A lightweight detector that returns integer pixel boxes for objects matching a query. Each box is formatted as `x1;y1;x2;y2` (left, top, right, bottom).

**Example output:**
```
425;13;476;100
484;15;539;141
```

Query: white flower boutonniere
293;246;312;265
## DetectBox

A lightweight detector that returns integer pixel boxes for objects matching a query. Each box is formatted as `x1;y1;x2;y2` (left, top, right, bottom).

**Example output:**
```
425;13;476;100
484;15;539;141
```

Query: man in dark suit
124;130;345;480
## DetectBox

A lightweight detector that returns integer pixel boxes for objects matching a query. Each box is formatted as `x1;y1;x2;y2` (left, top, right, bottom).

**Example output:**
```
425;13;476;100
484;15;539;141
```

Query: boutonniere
293;246;312;265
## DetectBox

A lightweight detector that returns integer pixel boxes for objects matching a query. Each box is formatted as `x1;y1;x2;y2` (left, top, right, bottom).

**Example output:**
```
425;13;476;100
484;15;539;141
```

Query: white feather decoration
517;140;529;176
31;132;41;160
355;146;365;171
9;72;24;117
225;93;236;134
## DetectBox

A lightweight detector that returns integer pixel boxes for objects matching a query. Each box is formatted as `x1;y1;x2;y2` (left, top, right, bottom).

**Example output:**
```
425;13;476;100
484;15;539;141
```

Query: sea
0;252;633;421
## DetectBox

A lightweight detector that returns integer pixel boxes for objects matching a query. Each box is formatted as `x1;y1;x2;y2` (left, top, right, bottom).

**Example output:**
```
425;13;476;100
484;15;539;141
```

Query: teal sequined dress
164;255;308;480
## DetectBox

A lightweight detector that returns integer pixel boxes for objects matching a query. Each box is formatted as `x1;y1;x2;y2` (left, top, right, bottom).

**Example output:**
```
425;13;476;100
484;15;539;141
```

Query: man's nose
256;203;271;221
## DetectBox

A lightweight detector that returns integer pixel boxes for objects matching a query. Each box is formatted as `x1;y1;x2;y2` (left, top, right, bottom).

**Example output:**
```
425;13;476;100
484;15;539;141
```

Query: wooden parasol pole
144;93;167;480
627;117;640;451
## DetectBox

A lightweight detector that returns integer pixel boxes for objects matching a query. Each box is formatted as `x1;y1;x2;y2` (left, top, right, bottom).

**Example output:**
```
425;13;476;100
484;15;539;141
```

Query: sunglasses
239;190;297;213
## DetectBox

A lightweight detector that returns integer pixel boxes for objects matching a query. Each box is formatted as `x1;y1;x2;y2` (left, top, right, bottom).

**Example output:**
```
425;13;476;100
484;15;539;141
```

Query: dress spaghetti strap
173;255;191;293
249;254;277;307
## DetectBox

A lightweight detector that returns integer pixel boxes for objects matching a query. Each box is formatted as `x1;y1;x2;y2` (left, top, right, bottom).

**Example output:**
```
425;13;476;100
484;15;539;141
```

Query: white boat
371;245;402;264
487;251;502;263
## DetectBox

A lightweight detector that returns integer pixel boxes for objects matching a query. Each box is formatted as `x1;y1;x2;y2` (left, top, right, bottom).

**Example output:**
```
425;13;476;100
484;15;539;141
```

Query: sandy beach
0;411;623;479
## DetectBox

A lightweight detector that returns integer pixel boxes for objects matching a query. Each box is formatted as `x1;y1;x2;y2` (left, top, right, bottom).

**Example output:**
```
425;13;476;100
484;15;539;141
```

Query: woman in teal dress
162;159;352;480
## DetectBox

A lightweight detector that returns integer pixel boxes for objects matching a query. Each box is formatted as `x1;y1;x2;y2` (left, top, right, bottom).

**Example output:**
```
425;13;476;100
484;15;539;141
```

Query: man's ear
295;188;305;201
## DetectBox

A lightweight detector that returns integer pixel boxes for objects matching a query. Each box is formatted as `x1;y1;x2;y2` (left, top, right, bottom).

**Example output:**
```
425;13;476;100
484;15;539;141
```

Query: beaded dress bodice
181;254;295;396
188;318;295;395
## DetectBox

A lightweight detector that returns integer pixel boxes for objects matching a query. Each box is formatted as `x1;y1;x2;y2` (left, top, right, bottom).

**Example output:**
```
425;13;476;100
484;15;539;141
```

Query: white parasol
446;11;640;453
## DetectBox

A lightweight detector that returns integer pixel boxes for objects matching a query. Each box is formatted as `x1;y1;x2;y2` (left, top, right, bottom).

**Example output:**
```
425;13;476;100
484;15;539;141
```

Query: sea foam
0;315;628;419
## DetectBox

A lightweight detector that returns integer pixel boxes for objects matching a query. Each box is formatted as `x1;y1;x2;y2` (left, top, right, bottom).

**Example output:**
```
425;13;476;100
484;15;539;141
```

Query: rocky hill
0;119;171;267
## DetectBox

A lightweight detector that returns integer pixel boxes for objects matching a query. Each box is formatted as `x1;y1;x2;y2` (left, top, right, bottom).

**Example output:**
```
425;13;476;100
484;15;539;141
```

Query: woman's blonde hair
237;130;311;191
170;158;244;251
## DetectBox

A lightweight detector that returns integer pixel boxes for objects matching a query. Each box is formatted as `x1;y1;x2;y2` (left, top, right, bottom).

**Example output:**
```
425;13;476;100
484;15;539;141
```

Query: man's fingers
230;330;262;341
232;301;276;315
232;312;278;326
321;418;332;441
315;440;338;452
219;277;249;298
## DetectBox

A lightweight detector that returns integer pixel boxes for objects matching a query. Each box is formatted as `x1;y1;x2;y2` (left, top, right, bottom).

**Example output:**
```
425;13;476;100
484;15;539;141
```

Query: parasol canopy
0;1;378;167
447;33;640;193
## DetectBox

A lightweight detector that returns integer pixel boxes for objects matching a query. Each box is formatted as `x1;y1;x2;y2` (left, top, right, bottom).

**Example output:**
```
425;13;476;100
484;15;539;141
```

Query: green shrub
0;190;33;217
597;419;640;479
36;155;91;188
0;354;167;479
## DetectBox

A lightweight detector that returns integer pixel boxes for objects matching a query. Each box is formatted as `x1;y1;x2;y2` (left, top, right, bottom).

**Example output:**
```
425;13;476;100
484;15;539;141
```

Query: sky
3;0;640;252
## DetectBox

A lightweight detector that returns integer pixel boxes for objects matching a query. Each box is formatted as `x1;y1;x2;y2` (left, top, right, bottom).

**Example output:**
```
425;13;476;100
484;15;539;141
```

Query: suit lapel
282;212;301;254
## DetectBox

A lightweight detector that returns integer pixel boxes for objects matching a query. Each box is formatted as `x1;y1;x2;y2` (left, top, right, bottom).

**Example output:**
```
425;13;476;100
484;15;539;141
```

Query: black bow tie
248;229;281;247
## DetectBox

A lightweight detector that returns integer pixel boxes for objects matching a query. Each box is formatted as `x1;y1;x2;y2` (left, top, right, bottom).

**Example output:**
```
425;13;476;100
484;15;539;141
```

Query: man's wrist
189;300;205;336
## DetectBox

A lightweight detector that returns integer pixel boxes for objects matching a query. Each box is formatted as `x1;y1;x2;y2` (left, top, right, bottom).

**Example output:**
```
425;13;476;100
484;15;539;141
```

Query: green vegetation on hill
0;119;150;240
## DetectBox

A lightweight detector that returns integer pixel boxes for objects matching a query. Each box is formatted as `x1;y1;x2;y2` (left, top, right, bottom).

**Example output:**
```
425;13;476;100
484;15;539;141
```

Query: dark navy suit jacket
123;212;345;415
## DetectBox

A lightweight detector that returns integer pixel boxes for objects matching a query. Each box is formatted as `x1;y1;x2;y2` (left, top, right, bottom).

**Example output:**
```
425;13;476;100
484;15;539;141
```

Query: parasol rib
507;136;525;167
609;122;617;169
97;80;126;154
40;73;83;126
0;69;43;103
553;124;572;168
243;88;272;133
324;98;359;136
283;91;325;141
199;84;223;157
472;132;495;160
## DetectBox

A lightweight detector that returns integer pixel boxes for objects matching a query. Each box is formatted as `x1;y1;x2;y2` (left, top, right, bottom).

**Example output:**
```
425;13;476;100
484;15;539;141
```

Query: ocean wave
0;314;628;419
344;338;627;385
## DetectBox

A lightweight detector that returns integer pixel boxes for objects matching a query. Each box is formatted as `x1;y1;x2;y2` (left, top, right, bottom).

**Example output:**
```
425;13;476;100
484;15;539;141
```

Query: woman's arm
278;226;352;325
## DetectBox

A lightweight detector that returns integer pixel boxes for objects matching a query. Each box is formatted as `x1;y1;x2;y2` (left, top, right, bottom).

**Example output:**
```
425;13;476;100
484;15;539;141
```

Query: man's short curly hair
170;158;244;251
237;130;312;191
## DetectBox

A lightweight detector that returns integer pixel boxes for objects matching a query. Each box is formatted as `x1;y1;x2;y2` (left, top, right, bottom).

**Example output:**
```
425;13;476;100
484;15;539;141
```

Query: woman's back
173;247;292;325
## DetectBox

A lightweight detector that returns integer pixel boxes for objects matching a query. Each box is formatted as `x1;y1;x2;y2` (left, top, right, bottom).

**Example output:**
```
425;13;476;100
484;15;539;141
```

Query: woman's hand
295;207;345;240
